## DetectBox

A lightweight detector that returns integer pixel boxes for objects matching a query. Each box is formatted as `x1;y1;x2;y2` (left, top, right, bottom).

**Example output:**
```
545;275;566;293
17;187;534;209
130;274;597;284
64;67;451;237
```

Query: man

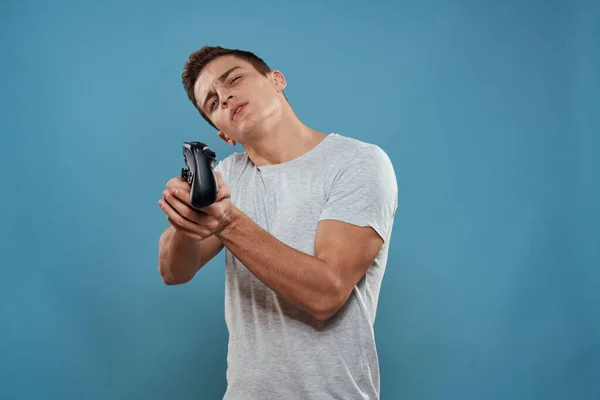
157;45;398;399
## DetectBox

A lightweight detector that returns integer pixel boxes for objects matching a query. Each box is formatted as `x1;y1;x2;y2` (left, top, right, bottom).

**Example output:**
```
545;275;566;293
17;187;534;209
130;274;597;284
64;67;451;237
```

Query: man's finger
163;190;215;226
159;197;213;238
159;197;197;230
215;171;223;188
167;217;205;241
166;177;191;191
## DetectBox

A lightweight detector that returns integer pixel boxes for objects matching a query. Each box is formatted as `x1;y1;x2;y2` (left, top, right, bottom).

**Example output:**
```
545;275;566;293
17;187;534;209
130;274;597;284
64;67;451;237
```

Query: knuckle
198;227;211;237
203;220;215;231
212;207;224;220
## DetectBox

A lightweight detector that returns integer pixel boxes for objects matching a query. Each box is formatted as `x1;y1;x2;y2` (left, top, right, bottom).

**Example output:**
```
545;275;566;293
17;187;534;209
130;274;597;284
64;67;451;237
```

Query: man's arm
158;226;224;285
157;165;230;285
215;207;383;320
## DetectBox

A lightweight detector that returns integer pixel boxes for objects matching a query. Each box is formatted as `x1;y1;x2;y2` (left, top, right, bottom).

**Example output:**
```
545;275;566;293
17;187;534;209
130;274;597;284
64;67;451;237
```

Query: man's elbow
311;289;347;321
312;303;343;321
162;275;190;285
158;264;192;286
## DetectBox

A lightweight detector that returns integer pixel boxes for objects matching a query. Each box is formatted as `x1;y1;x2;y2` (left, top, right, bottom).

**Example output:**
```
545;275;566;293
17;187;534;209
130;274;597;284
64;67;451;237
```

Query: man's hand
158;172;233;241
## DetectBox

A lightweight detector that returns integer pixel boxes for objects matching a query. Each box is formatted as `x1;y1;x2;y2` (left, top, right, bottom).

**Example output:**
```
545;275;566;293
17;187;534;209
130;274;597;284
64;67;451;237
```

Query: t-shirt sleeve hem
318;213;389;243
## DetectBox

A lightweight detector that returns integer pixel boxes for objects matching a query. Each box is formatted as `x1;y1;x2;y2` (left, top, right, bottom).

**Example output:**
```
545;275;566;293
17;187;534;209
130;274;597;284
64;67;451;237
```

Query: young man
157;46;398;399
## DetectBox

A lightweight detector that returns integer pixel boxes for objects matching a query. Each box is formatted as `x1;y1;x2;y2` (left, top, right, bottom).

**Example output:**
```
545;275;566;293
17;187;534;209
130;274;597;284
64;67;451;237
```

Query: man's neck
242;109;327;167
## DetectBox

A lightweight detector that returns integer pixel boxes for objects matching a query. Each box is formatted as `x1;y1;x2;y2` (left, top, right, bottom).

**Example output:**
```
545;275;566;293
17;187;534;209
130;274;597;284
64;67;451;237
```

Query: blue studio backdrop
1;0;599;399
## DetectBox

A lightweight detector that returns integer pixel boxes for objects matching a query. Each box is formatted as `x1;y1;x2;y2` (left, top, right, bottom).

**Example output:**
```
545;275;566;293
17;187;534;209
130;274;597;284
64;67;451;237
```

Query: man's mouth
231;102;248;120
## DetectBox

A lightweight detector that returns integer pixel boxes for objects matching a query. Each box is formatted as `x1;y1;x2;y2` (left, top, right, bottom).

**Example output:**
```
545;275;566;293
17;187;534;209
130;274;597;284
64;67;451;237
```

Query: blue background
1;0;599;398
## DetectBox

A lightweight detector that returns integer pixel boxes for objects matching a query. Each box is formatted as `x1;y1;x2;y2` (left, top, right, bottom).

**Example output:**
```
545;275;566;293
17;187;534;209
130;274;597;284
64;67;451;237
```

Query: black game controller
181;141;219;209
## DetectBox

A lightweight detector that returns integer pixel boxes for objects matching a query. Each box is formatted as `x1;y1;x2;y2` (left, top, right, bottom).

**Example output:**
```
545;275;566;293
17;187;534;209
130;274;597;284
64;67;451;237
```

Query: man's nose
221;94;234;108
216;84;233;107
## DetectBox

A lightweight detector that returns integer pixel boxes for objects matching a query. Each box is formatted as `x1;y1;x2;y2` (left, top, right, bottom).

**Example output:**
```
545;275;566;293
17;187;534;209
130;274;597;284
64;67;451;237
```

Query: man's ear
218;131;236;146
270;70;287;91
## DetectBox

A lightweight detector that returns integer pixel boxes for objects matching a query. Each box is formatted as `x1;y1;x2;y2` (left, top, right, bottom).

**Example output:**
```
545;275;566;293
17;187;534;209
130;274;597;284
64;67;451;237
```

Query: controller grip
181;141;219;209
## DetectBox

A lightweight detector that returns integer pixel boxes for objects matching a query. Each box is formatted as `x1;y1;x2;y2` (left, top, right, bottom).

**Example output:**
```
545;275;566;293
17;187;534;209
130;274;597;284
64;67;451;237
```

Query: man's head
182;46;288;146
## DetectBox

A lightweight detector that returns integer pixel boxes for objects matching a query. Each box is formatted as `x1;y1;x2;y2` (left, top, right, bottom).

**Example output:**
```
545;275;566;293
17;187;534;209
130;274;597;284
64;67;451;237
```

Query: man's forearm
215;206;341;320
158;226;203;284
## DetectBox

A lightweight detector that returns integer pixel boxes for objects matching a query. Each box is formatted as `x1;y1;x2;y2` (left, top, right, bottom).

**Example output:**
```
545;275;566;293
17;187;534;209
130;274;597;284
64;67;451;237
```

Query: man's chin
236;116;262;136
231;110;278;142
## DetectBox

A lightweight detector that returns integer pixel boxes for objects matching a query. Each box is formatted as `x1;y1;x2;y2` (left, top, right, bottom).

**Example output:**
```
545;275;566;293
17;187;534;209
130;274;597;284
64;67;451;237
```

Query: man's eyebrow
201;66;243;111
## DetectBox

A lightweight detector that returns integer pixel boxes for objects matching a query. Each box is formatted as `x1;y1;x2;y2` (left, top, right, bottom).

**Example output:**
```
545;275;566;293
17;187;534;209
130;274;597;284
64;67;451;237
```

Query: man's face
193;55;286;144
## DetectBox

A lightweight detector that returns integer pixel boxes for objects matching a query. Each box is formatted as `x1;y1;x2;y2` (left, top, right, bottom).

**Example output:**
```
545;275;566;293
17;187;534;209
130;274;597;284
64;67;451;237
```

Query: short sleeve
318;145;398;242
214;157;230;186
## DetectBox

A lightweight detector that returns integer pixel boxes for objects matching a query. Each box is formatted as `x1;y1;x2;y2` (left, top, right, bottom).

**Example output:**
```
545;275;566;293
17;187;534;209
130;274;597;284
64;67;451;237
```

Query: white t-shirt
214;132;398;399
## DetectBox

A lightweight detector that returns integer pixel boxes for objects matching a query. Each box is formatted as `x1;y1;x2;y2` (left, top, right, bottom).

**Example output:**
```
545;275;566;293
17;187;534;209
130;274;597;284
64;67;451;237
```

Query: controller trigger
181;167;193;184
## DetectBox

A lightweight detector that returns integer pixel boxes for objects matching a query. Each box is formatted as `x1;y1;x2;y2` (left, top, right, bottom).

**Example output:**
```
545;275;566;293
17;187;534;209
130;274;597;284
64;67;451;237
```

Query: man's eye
231;76;241;84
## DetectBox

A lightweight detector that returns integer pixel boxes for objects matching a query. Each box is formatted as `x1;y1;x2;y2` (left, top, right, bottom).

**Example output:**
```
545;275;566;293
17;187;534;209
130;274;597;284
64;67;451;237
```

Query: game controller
181;141;219;209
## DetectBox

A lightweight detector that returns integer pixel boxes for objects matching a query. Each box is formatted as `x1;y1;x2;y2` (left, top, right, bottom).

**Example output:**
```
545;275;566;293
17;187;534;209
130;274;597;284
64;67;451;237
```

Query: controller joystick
181;141;219;209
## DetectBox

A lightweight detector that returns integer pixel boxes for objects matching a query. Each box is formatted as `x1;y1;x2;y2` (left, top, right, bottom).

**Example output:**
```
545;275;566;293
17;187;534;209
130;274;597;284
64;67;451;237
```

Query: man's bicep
315;220;383;297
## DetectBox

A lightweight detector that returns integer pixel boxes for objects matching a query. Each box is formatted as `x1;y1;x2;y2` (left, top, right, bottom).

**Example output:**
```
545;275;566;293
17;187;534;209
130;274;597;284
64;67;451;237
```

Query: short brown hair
181;46;273;130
